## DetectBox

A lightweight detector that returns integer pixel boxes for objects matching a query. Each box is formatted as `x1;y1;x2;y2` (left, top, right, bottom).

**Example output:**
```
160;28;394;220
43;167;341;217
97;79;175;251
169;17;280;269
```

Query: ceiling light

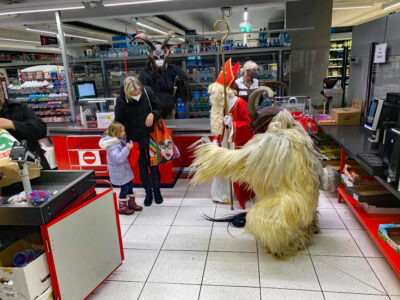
243;8;248;22
0;37;40;44
333;5;373;10
136;22;167;35
0;6;84;16
25;27;108;42
382;1;400;10
104;0;171;7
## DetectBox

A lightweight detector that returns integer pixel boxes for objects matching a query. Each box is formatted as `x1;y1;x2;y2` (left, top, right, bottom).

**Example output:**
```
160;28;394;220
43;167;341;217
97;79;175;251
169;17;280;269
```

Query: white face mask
132;93;141;101
155;59;164;67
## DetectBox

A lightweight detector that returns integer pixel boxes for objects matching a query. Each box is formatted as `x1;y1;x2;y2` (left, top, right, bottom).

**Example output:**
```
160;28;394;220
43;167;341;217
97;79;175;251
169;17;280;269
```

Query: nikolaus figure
208;58;254;209
130;32;190;118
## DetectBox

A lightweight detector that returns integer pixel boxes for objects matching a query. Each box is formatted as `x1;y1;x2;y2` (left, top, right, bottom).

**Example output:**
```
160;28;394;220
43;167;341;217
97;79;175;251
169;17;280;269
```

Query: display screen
366;100;378;126
75;82;97;99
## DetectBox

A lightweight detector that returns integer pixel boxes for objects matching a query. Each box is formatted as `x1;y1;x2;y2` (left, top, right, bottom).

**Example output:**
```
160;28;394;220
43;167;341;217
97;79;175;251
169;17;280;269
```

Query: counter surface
48;119;211;136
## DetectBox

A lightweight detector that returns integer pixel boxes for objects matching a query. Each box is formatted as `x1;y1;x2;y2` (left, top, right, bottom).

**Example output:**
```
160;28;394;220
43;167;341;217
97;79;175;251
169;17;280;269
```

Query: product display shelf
337;187;400;278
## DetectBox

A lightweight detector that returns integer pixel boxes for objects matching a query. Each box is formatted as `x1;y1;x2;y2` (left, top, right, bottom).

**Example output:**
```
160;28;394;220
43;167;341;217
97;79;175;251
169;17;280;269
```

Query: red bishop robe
214;96;254;208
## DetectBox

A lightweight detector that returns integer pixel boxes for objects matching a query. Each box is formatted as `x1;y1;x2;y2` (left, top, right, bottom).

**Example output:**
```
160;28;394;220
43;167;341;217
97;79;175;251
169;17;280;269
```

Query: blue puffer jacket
99;136;133;186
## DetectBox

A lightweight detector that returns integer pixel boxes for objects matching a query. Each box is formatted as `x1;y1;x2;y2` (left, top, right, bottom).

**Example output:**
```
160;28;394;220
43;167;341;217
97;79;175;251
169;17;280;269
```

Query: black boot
154;189;163;204
144;189;153;207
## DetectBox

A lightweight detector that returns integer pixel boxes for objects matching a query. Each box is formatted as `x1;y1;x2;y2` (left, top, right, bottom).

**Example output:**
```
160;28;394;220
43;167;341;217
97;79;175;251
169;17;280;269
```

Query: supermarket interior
1;0;400;299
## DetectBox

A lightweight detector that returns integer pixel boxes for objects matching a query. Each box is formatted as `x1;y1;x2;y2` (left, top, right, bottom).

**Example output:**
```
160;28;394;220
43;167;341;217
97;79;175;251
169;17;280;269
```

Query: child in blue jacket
99;122;142;215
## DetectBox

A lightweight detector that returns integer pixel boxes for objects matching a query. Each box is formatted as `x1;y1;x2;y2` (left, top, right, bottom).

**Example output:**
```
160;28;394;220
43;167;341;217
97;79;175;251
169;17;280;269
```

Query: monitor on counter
75;81;97;100
365;98;384;131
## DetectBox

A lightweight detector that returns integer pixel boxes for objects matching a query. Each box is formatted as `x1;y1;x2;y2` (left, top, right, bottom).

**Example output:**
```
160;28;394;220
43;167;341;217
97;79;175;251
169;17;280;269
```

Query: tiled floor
90;180;400;300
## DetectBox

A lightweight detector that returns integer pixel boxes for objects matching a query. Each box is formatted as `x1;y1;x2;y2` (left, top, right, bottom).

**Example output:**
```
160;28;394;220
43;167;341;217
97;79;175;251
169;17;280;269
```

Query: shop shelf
338;187;400;278
328;66;343;69
330;48;344;51
329;58;343;61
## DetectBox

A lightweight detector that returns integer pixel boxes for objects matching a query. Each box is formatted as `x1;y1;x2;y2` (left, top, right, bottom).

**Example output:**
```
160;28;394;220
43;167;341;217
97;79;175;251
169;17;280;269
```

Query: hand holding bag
143;88;180;166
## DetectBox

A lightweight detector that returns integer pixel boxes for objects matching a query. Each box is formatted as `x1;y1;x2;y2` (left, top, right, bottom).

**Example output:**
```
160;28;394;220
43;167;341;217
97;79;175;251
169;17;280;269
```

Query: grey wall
286;0;333;104
348;12;400;107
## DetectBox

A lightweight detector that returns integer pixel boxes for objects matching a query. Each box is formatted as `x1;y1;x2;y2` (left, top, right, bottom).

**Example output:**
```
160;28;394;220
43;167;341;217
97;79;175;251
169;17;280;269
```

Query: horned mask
130;31;174;73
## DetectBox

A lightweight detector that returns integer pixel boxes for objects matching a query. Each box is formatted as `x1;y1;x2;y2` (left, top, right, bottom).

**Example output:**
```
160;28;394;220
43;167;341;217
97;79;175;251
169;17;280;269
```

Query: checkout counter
48;118;211;187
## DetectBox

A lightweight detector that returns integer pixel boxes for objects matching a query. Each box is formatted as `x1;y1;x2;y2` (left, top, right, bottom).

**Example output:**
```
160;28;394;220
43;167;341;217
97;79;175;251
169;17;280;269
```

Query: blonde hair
105;121;125;138
124;76;142;103
241;60;258;76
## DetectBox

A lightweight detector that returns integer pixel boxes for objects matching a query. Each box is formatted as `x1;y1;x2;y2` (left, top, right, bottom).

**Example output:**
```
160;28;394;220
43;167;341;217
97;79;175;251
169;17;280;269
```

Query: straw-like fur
208;82;235;135
191;110;322;257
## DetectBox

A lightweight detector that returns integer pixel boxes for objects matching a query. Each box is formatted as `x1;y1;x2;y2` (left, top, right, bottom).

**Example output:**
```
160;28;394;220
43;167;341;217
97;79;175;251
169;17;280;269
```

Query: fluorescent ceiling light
0;37;40;44
382;1;400;10
333;5;372;9
136;22;167;35
25;27;108;42
0;6;84;16
244;8;248;22
104;0;171;7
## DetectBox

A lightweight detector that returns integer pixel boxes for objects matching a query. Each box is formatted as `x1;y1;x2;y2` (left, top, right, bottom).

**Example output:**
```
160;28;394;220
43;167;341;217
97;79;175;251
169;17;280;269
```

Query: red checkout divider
51;134;202;187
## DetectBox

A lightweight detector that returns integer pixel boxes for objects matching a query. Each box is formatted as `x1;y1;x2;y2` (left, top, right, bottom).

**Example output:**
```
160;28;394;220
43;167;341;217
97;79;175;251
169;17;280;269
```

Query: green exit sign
240;22;251;32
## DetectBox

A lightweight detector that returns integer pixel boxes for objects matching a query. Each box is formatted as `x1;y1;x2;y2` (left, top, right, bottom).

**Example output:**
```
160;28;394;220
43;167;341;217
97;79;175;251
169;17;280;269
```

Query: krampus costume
130;32;190;118
191;88;323;257
208;59;254;209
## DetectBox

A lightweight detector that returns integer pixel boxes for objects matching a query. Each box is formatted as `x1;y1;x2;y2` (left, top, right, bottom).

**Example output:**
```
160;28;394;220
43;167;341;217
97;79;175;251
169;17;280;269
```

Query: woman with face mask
115;77;164;207
233;60;259;102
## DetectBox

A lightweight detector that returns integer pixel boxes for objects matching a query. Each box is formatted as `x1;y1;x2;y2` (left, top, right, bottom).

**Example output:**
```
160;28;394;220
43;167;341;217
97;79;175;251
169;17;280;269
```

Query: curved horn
162;31;175;48
129;34;156;51
247;86;274;120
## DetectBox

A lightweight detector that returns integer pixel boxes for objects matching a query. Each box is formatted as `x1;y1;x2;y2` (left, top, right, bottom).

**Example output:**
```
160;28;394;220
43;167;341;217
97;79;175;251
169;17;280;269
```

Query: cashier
0;97;49;169
233;60;259;102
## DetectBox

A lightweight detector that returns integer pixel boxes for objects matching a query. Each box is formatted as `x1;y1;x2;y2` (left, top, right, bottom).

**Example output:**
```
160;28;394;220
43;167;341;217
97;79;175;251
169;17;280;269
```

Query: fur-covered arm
191;132;292;194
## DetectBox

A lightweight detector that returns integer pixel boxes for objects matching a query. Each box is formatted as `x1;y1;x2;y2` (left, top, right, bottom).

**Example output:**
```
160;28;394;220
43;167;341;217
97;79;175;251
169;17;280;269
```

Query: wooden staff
214;20;234;210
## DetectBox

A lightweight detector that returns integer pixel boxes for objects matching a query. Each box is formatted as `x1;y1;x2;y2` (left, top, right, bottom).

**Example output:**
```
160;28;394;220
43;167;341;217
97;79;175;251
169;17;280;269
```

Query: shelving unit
321;125;400;279
327;39;351;105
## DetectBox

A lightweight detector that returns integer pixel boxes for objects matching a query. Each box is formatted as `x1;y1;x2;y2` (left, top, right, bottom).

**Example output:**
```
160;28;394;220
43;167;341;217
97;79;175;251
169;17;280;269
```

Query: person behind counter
233;60;259;102
99;122;142;215
115;77;164;207
0;96;50;169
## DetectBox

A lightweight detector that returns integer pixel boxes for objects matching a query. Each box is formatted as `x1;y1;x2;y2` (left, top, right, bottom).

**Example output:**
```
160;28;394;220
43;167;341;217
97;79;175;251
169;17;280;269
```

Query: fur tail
202;212;247;228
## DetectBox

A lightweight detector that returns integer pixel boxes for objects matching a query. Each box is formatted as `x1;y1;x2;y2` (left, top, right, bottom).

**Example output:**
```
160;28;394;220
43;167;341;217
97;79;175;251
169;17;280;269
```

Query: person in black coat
0;97;50;170
114;77;163;206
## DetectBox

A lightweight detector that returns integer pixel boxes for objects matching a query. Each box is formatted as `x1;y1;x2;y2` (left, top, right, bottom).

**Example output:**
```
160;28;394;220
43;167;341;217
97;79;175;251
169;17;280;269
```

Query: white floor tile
148;251;207;284
318;193;334;209
134;207;179;226
157;197;184;207
367;257;400;296
308;229;363;257
391;296;400;300
119;212;139;225
336;207;363;230
200;285;260;300
181;197;216;207
203;252;259;287
328;196;348;209
89;281;143;300
185;191;212;199
257;241;308;255
261;288;324;300
163;226;212;251
318;209;346;229
350;229;383;258
312;255;386;295
324;292;390;300
209;226;257;252
173;206;215;226
140;283;200;300
123;225;170;250
259;254;320;291
120;225;130;237
109;249;158;282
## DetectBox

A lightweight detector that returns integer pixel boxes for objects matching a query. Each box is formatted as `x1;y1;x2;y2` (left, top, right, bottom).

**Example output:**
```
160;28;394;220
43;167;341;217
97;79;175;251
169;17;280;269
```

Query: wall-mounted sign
374;43;387;64
40;35;58;46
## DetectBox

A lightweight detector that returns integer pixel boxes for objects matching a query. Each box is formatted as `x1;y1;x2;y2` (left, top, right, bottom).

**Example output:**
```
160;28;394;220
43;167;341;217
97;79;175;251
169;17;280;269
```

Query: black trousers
138;148;160;192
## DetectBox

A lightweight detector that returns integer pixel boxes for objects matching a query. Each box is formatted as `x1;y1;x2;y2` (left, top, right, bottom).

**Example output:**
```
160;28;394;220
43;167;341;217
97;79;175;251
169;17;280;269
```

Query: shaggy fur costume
191;109;322;257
